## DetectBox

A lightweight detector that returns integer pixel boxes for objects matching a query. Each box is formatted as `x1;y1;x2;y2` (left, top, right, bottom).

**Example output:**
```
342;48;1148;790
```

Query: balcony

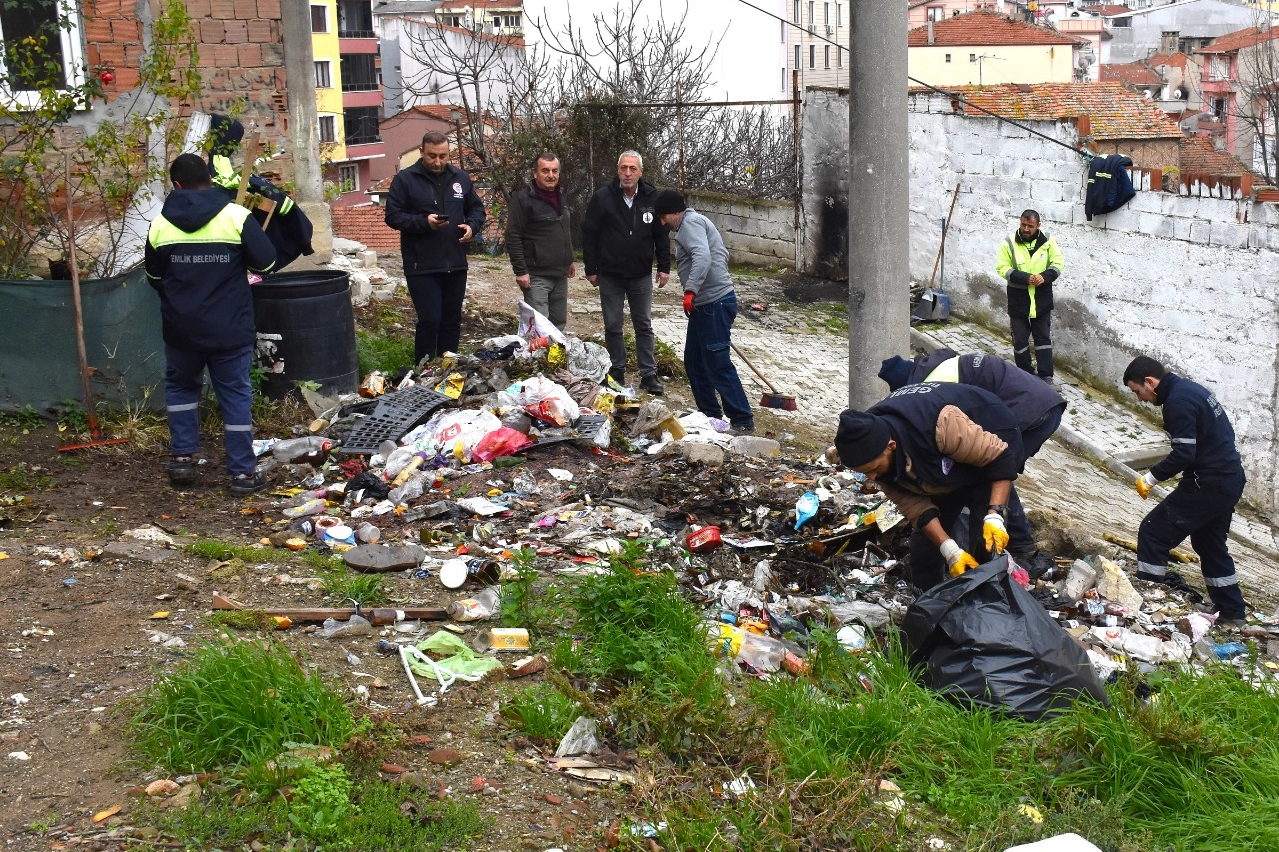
341;53;379;93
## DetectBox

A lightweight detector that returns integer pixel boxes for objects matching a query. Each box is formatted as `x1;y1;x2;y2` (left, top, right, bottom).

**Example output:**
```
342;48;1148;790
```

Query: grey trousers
598;274;656;377
523;274;568;331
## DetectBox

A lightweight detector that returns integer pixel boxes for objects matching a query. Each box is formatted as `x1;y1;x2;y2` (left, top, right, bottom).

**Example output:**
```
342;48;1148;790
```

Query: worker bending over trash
832;383;1024;590
878;349;1065;578
1124;356;1248;628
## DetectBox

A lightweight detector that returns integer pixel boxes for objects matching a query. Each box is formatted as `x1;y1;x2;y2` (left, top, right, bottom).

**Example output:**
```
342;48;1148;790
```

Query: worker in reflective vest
995;209;1064;382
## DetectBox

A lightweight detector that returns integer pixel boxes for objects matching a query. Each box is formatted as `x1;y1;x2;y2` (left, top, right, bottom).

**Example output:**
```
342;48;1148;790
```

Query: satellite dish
1173;88;1186;100
1144;89;1153;99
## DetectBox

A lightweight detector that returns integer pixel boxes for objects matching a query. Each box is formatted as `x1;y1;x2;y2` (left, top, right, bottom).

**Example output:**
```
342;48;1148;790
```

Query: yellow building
310;0;346;164
908;9;1081;87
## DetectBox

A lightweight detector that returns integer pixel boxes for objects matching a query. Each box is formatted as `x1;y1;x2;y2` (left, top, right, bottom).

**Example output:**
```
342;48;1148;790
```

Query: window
823;2;829;25
341;53;378;91
337;163;359;193
824;45;830;68
441;14;463;27
970;53;978;62
794;44;801;70
337;1;374;38
499;13;521;28
1208;56;1227;81
310;3;328;33
808;1;814;23
1212;97;1225;119
314;60;332;88
945;53;951;63
837;3;841;25
794;0;800;22
781;66;786;91
809;44;815;68
837;43;842;67
781;19;785;41
927;6;945;21
344;106;380;145
0;0;86;102
318;114;337;144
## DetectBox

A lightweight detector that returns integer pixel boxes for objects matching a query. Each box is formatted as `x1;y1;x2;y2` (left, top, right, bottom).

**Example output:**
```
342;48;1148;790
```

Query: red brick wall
85;0;292;176
331;204;402;252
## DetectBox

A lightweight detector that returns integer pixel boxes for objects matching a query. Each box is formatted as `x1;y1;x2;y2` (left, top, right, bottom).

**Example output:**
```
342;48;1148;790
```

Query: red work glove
683;291;694;316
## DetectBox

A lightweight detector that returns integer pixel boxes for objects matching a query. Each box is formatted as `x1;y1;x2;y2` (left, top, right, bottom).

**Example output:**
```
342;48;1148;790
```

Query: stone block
1030;179;1062;203
998;120;1030;138
1021;158;1062;182
1172;217;1193;241
1101;206;1139;233
1210;221;1249;248
1125;191;1163;215
1188;220;1212;244
1002;177;1031;201
1138;213;1175;239
1036;201;1073;224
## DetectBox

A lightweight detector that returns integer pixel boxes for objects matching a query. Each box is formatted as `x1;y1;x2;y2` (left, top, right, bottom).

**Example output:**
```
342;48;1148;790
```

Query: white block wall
803;89;1279;517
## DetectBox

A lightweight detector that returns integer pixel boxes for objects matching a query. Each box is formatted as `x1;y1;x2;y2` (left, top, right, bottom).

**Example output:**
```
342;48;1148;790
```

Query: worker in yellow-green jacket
995;209;1064;382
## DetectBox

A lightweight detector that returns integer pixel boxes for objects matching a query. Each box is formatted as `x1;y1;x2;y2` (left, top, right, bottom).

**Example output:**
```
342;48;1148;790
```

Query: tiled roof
1146;51;1190;69
1198;26;1279;54
908;9;1078;47
331;204;401;252
1179;136;1253;176
1100;61;1162;86
1088;4;1133;16
437;0;522;9
923;82;1185;139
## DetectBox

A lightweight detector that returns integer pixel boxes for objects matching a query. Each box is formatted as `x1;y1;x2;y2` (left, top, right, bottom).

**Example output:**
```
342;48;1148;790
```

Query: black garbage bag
900;556;1109;721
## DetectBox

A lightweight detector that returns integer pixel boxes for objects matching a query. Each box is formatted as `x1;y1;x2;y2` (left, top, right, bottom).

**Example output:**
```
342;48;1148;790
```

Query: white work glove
983;511;1009;555
939;538;979;577
1135;472;1157;500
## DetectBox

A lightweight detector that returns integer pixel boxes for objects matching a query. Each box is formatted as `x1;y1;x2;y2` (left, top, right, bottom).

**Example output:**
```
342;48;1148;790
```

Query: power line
731;0;1091;158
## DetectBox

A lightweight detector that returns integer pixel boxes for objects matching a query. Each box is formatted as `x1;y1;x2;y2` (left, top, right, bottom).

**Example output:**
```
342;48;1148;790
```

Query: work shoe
639;374;665;395
728;424;756;437
1136;569;1204;602
1216;615;1247;630
229;471;267;496
167;456;196;488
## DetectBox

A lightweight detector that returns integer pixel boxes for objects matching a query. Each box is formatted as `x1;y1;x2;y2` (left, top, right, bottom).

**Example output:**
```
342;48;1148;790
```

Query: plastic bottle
272;436;334;465
355;522;381;544
736;632;786;672
282;497;328;518
388;472;427;506
446;586;500;621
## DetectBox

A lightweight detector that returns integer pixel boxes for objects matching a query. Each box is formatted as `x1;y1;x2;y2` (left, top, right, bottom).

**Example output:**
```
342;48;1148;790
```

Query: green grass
128;638;356;778
358;329;416;375
0;462;54;492
318;563;389;605
503;682;582;742
0;405;43;430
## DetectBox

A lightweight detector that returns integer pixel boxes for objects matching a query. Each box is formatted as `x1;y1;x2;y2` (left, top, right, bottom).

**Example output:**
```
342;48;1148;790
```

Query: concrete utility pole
846;1;909;411
280;1;332;262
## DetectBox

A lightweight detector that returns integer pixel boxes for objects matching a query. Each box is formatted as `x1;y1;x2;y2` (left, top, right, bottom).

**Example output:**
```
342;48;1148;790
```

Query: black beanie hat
653;189;686;216
878;356;913;392
834;409;891;469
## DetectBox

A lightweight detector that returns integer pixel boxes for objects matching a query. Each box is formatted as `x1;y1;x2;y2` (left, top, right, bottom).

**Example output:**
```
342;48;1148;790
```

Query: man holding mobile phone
385;131;486;363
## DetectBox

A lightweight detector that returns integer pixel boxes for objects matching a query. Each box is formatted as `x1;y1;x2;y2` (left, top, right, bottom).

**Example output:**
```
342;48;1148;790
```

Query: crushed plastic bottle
282;498;328;519
315;614;373;639
272;436;334;465
388;472;428;505
446;587;500;622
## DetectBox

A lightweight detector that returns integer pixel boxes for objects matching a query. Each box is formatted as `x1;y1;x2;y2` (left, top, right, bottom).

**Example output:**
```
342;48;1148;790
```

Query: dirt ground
0;253;844;850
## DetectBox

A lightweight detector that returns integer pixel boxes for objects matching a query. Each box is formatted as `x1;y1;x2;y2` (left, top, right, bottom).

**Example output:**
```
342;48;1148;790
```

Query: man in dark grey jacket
505;152;574;331
582;151;670;394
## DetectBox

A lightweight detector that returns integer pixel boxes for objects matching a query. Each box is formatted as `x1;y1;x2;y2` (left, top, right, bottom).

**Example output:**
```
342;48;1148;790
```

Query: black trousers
1010;312;1053;378
406;270;467;363
909;486;999;591
1137;470;1247;618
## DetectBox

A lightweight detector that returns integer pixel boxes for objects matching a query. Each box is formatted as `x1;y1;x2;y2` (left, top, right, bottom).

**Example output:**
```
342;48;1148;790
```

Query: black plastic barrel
252;270;359;400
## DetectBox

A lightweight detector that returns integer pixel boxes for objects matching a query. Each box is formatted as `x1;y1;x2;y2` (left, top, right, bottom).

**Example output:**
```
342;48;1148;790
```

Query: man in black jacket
145;154;277;495
879;349;1065;576
505;152;574;331
1124;356;1248;627
582;150;671;394
833;383;1024;591
385;131;487;363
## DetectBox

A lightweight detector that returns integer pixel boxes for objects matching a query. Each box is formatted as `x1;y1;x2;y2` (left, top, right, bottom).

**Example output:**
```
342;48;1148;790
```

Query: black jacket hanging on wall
1084;154;1136;220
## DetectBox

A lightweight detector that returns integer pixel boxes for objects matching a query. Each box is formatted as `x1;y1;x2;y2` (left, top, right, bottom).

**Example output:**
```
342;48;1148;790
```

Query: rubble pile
238;303;1278;714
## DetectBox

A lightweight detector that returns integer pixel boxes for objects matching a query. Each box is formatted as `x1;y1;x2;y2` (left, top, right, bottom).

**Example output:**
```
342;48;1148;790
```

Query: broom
730;342;798;410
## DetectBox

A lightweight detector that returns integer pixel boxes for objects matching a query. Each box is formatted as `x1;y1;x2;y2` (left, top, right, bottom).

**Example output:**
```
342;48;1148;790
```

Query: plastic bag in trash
505;376;580;426
473;427;534;462
518;301;568;347
554;716;603;758
900;556;1109;721
424;409;503;463
566;339;612;384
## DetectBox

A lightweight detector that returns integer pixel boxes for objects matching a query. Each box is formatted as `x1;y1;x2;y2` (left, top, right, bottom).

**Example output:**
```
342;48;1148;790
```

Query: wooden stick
927;182;962;291
234;130;263;208
212;592;447;624
729;342;780;395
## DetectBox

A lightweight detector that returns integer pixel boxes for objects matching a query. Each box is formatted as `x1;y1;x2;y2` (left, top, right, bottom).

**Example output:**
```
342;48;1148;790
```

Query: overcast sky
522;0;787;102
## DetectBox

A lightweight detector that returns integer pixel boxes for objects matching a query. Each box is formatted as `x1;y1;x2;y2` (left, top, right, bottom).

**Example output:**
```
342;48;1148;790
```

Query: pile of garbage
239;302;1279;716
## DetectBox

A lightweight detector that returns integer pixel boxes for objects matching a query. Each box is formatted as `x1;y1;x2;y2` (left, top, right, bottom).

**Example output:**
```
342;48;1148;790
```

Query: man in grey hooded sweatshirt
654;190;754;434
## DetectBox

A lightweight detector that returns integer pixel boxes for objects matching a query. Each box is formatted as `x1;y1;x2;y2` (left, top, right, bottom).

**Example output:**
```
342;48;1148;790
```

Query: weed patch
0;463;54;492
319;563;388;604
0;405;43;431
503;682;582;742
358;329;416;376
128;638;356;777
